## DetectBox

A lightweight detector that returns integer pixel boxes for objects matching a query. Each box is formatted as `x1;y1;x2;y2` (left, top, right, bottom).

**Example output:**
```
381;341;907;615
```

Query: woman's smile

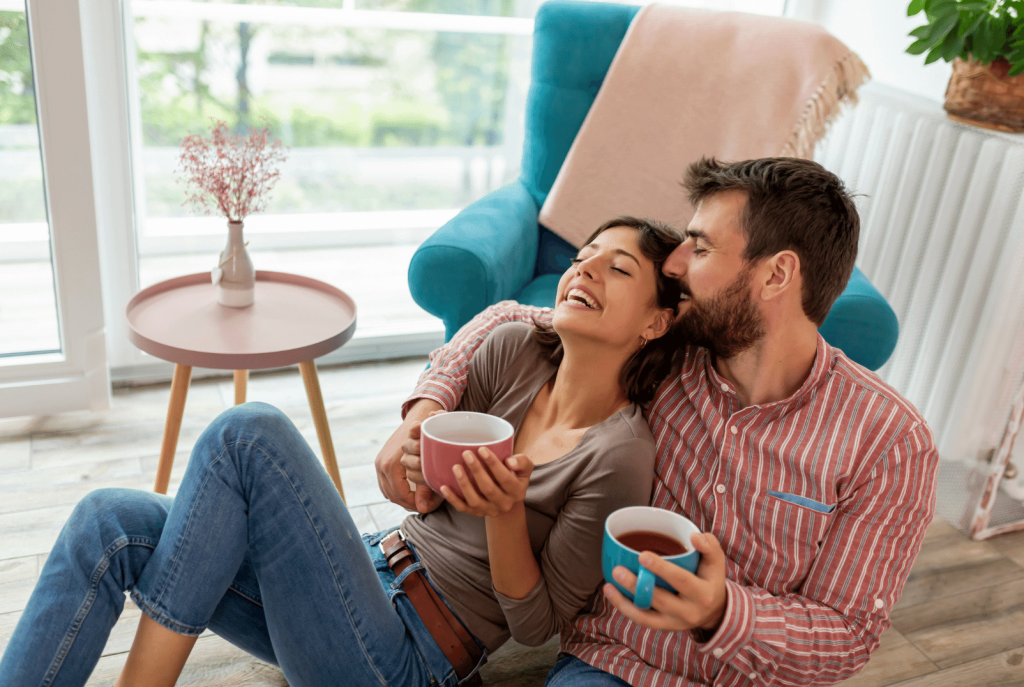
564;286;602;310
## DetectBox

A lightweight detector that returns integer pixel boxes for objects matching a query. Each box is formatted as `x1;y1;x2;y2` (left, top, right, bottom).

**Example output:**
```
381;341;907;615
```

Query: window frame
0;0;110;418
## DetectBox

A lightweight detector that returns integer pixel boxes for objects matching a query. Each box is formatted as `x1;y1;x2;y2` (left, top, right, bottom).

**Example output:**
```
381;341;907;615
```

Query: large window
127;0;535;342
0;0;108;418
0;7;59;358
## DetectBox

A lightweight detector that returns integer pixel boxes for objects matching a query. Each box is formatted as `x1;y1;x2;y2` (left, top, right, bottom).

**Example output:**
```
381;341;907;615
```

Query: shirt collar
701;333;832;410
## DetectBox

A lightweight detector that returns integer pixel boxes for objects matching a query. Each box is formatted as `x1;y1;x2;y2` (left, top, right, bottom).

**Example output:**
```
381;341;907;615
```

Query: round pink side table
125;271;357;500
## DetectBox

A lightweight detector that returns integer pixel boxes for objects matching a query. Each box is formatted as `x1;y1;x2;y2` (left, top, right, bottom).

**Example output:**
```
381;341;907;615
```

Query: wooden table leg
234;369;248;405
154;364;192;495
299;360;345;502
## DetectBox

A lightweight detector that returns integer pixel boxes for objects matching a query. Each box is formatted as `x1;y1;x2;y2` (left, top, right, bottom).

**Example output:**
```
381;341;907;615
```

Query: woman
0;217;682;687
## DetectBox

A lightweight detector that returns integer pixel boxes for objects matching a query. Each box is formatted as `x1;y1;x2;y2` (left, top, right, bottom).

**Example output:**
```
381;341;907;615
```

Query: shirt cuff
692;579;755;664
401;379;459;418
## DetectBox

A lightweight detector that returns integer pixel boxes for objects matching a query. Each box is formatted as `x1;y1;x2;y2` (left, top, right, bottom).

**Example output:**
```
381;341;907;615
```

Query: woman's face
552;226;673;351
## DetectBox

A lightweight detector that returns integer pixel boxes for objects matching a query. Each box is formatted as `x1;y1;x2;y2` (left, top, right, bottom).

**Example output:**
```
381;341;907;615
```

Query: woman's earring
638;337;648;350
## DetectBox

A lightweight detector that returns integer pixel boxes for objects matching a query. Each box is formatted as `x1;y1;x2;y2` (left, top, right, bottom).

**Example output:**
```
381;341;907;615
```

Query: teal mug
602;506;701;610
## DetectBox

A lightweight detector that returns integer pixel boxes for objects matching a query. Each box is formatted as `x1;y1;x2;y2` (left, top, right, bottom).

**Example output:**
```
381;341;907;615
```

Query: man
376;157;939;686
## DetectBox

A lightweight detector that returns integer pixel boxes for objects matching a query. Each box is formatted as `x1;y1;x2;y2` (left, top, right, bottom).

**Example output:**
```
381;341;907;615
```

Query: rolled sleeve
400;301;548;419
494;578;556;647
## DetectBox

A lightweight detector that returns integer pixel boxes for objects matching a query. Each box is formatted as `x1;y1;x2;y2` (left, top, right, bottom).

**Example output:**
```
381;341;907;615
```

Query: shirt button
713;648;724;658
874;598;884;609
716;484;726;494
749;673;757;680
721;383;729;392
730;426;738;435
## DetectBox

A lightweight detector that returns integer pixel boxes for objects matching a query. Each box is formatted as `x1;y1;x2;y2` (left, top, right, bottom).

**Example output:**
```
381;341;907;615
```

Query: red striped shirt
406;302;939;687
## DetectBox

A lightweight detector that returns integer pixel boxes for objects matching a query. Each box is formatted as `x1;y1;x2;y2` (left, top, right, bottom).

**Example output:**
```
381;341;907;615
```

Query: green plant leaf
924;0;958;21
919;11;960;51
933;12;962;47
959;10;987;39
910;24;932;39
908;0;926;15
907;37;933;54
941;28;967;61
957;1;991;10
925;44;946;64
974;16;998;61
1009;61;1024;75
924;0;957;11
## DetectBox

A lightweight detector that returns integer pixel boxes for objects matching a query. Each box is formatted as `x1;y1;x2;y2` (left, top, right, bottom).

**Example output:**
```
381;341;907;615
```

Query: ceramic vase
216;220;255;307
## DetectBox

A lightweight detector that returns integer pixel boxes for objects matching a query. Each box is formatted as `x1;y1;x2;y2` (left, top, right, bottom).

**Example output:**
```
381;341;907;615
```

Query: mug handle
632;565;656;610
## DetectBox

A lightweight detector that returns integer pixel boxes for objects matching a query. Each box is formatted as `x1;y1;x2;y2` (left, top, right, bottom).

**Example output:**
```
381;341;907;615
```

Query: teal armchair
407;0;899;371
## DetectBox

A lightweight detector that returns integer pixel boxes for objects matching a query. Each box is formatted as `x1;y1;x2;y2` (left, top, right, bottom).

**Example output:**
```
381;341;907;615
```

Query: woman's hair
532;216;683;406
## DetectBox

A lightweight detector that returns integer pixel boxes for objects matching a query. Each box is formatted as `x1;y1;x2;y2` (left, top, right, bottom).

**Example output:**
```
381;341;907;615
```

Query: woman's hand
440;448;534;519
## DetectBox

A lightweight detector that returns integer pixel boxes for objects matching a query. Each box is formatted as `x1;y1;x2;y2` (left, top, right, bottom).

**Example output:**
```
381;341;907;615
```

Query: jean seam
41;536;157;687
129;590;207;635
227;583;263;607
240;439;391;687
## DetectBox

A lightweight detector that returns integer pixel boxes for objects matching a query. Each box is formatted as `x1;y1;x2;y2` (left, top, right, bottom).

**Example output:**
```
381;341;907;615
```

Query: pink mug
420;411;515;500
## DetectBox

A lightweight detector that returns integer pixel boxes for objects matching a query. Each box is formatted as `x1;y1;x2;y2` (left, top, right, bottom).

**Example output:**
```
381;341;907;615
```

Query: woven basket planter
945;57;1024;133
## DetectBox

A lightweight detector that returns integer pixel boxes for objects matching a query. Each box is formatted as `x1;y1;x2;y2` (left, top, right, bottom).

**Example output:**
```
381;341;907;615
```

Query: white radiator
815;83;1024;475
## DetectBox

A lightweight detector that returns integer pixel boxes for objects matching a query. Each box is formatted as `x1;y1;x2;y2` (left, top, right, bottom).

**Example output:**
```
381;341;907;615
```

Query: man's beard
671;267;765;360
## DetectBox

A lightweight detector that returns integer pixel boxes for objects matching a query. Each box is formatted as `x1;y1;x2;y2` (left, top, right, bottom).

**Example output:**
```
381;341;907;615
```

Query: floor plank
0;505;75;561
0;456;145;515
0;555;38;615
886;648;1024;687
892;577;1024;668
0;437;30;473
85;634;288;687
480;637;560;687
840;628;938;687
990;528;1024;570
893;524;1024;610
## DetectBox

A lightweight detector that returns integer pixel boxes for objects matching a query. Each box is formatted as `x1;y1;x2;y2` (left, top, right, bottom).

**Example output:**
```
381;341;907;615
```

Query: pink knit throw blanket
538;4;869;247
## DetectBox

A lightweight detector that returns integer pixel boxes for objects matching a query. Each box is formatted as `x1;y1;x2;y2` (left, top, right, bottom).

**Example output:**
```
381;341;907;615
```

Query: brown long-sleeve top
403;322;656;651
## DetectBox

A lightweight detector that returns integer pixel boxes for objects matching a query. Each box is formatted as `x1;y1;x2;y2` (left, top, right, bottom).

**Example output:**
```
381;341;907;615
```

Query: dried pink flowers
178;119;287;222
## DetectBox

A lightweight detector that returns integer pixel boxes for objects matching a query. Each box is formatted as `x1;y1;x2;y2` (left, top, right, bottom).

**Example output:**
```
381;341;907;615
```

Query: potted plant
906;0;1024;132
178;120;288;307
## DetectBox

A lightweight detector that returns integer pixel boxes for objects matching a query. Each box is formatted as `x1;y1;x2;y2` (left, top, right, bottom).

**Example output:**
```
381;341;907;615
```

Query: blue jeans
0;402;486;687
544;655;631;687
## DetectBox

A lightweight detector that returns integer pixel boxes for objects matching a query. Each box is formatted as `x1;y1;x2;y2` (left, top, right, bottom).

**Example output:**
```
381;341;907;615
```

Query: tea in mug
616;530;688;556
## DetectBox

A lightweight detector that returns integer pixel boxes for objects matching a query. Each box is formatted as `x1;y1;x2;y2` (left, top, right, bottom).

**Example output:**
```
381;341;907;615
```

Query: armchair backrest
521;1;640;210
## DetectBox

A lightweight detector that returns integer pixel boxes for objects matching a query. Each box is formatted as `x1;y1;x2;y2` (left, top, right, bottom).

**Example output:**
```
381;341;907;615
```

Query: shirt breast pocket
766;491;837;514
745;491;836;590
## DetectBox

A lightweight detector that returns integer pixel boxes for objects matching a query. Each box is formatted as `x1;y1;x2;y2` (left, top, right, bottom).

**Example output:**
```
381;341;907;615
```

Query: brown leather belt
381;530;483;686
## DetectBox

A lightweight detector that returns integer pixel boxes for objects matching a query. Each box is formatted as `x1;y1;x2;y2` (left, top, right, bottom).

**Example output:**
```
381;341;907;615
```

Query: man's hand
374;399;444;513
603;532;728;634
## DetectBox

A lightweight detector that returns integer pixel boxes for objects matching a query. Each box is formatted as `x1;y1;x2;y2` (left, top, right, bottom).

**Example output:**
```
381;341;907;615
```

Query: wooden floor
1;358;1023;686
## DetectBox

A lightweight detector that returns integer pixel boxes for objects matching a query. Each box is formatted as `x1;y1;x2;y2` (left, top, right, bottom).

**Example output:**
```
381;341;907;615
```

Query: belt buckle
379;527;405;556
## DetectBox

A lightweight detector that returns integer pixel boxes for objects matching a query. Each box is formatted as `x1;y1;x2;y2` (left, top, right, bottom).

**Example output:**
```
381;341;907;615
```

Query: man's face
663;190;766;359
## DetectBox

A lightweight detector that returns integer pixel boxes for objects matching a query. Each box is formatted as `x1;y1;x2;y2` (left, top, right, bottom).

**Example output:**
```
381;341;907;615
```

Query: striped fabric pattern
406;302;939;687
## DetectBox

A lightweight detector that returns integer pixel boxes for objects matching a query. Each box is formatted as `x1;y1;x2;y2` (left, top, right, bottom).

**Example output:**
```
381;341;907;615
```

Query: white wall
815;0;951;103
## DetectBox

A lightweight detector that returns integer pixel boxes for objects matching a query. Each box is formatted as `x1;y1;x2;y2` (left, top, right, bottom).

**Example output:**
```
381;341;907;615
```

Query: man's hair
532;216;682;406
683;157;859;326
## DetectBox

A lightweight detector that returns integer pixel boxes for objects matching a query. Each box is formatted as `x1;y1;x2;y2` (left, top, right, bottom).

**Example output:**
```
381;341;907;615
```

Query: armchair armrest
819;266;899;371
409;180;539;339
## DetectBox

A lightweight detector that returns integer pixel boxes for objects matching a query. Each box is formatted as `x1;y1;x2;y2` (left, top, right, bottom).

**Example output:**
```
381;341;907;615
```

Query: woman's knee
204;403;297;448
62;488;170;559
197;402;316;476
